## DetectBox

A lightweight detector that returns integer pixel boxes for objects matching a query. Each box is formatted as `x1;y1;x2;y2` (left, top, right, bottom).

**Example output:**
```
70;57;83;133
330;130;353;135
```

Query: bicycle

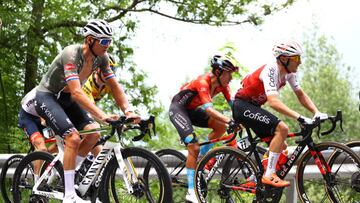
0;135;56;203
194;110;360;203
145;129;267;203
12;116;173;203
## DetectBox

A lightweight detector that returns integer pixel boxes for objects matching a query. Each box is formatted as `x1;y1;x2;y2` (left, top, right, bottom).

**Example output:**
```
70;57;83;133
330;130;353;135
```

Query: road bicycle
145;128;267;203
194;111;360;203
0;134;56;203
12;116;173;203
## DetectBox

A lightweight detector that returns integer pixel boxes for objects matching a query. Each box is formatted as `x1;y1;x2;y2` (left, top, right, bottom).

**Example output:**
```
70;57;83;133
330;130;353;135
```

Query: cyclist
169;55;238;203
34;19;119;203
232;40;327;187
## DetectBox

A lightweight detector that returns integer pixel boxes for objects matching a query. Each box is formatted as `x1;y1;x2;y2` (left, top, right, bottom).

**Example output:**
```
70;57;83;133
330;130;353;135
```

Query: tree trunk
24;0;45;93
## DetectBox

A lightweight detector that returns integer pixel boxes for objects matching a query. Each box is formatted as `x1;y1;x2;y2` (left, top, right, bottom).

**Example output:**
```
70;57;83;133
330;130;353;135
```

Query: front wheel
101;147;173;203
0;154;24;203
296;141;360;203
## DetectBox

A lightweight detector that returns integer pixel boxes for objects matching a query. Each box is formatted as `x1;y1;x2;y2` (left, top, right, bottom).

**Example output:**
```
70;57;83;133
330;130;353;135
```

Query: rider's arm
294;89;319;114
66;79;108;121
105;77;133;115
267;94;300;120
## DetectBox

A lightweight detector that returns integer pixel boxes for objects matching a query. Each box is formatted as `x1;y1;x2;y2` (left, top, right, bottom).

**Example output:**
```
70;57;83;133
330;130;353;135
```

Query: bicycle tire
194;146;258;203
100;147;173;203
296;141;360;203
12;151;64;203
144;148;187;203
0;154;24;203
345;140;360;157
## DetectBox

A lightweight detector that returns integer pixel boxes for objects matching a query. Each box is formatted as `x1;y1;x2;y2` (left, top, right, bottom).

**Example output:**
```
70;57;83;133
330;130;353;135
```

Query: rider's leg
185;134;200;202
74;123;100;168
199;118;226;157
262;121;290;187
63;131;81;197
30;132;48;180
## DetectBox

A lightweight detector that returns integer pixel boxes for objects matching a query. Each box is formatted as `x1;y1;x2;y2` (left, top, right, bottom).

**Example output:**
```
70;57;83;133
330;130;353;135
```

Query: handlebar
99;115;156;143
296;110;343;142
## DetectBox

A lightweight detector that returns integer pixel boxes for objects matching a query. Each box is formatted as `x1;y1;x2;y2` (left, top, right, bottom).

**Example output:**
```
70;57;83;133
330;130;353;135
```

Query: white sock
75;155;85;171
64;170;75;197
265;151;280;177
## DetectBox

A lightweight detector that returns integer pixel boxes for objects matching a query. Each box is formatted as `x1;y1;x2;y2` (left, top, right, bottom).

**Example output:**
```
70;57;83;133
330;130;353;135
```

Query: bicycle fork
113;145;139;194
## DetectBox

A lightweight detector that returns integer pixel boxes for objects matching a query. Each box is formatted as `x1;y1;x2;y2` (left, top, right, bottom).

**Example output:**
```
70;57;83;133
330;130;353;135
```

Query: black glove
227;120;237;134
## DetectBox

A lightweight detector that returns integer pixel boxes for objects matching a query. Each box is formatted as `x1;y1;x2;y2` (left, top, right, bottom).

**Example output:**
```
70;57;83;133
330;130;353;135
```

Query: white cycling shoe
63;194;91;203
185;190;202;203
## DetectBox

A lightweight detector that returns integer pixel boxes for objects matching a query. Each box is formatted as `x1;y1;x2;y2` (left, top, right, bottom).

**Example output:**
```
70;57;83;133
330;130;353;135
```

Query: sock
64;170;75;197
187;168;195;191
265;151;280;177
199;138;214;157
75;155;85;171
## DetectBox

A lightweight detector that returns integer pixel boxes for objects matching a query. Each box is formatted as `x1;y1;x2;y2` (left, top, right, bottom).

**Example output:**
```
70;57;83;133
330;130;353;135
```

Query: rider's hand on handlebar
125;111;141;124
297;115;313;125
227;120;237;134
313;112;328;120
101;114;120;125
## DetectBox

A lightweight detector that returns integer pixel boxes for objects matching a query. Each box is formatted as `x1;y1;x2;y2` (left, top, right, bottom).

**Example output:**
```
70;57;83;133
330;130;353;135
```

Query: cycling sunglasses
95;38;112;47
289;55;301;63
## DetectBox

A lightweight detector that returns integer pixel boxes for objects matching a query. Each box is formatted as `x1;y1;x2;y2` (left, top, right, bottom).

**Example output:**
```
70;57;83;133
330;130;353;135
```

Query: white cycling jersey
21;87;39;116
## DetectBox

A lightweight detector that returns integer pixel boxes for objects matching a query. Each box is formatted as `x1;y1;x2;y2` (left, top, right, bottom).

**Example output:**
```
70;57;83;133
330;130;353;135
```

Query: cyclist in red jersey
169;55;238;203
232;40;327;187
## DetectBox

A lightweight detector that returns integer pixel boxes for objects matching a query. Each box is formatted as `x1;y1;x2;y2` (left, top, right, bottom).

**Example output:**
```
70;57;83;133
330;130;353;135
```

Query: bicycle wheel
12;151;64;203
296;141;360;203
195;146;258;203
101;147;173;203
143;148;186;203
0;154;24;203
346;140;360;158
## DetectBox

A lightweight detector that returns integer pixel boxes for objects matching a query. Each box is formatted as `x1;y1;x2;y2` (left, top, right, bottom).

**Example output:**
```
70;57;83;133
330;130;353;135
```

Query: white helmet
83;19;113;38
272;40;303;58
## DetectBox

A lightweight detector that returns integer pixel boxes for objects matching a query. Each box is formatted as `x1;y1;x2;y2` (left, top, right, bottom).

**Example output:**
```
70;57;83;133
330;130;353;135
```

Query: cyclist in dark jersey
34;19;120;203
169;55;238;203
232;40;327;187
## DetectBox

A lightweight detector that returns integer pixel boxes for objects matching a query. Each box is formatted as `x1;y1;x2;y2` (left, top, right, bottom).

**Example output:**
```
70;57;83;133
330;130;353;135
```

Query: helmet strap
89;39;98;57
278;56;291;73
216;69;224;87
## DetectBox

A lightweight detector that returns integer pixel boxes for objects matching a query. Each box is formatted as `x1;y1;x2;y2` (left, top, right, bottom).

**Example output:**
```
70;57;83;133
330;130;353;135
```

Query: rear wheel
296;142;360;203
194;146;258;203
12;151;64;203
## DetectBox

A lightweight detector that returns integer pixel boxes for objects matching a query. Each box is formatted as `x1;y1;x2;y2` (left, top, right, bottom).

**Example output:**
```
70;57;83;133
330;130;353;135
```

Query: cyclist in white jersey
34;19;122;203
233;40;328;187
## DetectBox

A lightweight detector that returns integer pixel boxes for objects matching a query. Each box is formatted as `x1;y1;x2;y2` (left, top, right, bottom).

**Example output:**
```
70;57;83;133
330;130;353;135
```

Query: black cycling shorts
232;98;281;139
18;107;45;138
169;102;209;143
35;91;95;138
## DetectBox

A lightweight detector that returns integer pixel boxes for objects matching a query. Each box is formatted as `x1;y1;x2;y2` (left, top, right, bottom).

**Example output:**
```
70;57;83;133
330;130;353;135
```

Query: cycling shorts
18;107;45;138
35;91;95;138
169;101;209;143
232;98;281;139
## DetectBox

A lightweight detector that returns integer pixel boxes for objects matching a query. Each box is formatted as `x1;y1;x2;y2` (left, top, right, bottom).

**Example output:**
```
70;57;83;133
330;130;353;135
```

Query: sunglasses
289;55;301;63
95;38;112;47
